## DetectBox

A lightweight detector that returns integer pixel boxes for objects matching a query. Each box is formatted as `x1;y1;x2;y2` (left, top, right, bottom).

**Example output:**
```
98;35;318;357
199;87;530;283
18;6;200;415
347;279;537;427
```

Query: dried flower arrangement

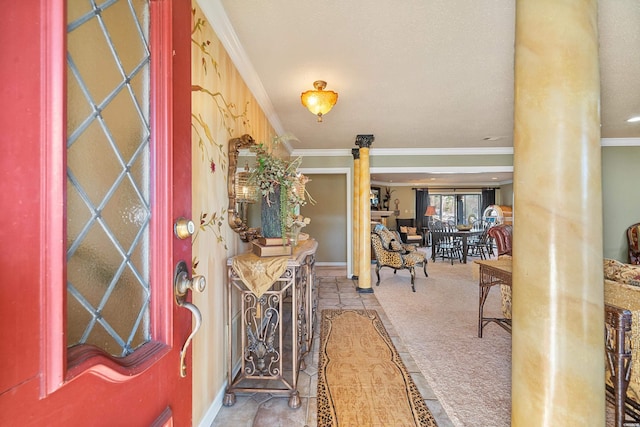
248;137;313;239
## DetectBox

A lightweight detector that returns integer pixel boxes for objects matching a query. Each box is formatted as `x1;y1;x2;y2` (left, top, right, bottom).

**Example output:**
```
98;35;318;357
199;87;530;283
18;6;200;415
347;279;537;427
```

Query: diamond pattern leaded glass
66;0;151;357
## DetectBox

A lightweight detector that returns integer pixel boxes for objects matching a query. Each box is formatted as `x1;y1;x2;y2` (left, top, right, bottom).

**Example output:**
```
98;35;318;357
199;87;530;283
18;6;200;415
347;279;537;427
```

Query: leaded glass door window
66;0;151;357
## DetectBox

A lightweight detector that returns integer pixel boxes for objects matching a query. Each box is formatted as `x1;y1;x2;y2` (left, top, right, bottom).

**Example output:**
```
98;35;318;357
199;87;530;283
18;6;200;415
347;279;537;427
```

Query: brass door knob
174;217;195;240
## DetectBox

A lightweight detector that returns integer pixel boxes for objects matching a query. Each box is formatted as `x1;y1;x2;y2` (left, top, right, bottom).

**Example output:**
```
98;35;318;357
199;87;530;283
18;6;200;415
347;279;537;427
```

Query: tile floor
210;266;454;427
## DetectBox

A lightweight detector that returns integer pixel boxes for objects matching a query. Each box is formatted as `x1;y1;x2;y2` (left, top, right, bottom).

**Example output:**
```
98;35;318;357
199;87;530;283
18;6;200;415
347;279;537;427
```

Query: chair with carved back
467;220;492;260
431;221;462;264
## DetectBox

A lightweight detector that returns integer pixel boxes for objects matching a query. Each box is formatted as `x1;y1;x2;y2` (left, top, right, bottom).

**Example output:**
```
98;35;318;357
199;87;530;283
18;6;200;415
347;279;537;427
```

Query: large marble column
356;135;374;293
352;148;360;279
512;0;604;425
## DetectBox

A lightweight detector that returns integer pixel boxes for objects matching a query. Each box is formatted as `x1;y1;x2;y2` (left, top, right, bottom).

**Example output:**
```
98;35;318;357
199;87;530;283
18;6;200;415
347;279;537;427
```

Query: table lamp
424;206;436;221
424;206;437;247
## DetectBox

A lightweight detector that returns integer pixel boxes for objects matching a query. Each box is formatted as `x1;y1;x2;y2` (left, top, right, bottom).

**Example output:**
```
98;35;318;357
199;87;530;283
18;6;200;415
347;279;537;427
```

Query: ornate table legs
224;252;316;409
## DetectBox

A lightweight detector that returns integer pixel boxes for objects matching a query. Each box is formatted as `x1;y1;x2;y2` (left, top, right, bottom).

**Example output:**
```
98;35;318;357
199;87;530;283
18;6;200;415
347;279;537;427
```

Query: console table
475;258;512;337
223;239;318;409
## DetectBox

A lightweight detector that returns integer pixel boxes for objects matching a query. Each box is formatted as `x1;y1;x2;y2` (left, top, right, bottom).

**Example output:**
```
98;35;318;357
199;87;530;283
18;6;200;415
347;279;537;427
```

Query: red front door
0;1;194;425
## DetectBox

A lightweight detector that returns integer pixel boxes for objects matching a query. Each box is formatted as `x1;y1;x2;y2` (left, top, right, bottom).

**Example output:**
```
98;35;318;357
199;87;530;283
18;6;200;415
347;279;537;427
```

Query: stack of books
251;236;292;257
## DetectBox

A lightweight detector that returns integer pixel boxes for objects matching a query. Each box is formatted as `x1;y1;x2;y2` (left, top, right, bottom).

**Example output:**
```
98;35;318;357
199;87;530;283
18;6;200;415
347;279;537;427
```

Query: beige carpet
372;255;511;427
317;309;438;427
373;251;620;426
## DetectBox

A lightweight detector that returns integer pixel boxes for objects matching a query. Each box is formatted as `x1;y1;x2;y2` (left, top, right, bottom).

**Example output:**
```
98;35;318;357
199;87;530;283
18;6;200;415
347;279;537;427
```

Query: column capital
351;148;360;159
355;134;374;148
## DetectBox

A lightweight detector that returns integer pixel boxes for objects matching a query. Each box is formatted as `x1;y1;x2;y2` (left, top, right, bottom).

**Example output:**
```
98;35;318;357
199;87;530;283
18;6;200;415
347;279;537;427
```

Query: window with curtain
428;193;481;225
481;188;495;213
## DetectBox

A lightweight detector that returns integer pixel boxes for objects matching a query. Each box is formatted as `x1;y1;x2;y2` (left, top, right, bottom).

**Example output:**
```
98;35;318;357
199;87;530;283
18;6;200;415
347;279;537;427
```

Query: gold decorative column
352;148;360;279
356;135;374;293
512;0;603;425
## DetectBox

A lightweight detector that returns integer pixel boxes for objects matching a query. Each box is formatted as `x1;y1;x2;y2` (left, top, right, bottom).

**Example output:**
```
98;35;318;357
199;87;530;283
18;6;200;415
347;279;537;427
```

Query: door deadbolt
174;217;195;240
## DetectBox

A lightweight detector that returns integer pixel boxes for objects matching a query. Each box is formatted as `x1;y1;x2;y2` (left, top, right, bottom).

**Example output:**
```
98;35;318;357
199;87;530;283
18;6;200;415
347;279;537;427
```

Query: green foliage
249;137;311;237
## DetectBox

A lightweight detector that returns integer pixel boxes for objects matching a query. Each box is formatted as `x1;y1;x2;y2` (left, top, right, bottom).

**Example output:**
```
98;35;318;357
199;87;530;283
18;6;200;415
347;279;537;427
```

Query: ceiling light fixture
627;116;640;123
300;80;338;123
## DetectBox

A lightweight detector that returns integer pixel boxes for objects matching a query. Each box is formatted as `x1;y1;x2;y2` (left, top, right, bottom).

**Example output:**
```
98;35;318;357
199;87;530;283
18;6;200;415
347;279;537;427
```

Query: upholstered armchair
371;224;428;292
627;222;640;265
487;224;513;319
488;224;512;257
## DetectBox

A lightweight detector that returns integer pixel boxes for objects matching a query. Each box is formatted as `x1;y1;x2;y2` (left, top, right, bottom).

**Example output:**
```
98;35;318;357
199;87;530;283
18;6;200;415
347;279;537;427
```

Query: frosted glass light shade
235;170;258;203
300;80;338;122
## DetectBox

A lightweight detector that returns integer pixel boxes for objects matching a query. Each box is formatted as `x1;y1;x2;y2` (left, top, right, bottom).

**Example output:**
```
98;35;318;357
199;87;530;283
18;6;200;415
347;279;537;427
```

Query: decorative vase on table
287;225;301;247
261;185;282;238
285;215;310;247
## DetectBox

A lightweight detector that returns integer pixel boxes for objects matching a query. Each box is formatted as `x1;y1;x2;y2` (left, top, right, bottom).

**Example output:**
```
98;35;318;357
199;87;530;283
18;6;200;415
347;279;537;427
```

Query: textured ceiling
206;0;640;186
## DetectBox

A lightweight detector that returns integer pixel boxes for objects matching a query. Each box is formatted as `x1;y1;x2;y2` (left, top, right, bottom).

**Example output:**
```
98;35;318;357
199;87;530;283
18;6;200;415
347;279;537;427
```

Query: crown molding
601;138;640;146
292;147;514;157
371;179;514;188
293;138;640;157
370;147;514;156
290;149;353;157
371;166;513;174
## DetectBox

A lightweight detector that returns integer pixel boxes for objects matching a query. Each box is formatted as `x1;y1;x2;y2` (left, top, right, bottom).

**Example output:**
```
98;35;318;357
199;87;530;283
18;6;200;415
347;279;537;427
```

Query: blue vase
261;185;282;238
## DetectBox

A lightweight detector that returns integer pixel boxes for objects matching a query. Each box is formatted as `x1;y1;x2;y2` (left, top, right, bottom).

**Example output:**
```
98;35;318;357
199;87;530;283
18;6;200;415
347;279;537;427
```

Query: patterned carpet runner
317;309;437;426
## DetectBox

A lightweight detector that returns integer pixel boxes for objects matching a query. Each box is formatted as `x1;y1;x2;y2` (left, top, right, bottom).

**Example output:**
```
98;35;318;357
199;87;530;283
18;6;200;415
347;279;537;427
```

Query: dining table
430;228;484;264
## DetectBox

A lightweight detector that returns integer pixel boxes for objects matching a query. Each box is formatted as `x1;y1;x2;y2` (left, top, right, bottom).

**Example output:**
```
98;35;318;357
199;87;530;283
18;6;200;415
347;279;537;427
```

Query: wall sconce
234;163;258;204
234;163;258;227
300;80;338;122
228;134;260;242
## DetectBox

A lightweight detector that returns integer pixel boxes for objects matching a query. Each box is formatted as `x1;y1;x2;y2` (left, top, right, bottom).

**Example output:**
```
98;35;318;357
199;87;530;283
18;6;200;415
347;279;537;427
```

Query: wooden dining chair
431;221;462;264
467;220;492;260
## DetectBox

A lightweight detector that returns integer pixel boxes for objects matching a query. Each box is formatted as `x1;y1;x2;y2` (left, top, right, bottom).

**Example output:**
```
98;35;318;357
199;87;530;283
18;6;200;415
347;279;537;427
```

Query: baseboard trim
197;383;226;427
196;361;242;427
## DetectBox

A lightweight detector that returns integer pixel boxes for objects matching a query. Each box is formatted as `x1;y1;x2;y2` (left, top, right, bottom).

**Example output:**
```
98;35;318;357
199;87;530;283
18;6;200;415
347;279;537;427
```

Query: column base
356;287;374;293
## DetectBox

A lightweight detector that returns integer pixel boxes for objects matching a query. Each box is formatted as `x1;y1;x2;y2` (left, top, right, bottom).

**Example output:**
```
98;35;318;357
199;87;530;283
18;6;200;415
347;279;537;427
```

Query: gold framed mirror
228;134;260;242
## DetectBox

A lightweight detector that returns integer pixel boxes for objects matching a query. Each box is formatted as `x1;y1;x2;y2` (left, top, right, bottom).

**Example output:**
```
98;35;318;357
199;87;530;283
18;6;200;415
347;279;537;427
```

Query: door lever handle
174;261;206;377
